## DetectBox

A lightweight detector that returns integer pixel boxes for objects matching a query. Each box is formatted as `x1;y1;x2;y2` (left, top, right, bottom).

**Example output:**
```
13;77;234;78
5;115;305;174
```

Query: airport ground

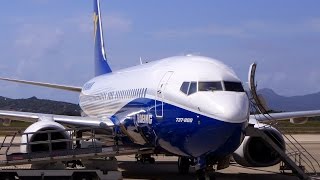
0;134;319;179
118;135;320;180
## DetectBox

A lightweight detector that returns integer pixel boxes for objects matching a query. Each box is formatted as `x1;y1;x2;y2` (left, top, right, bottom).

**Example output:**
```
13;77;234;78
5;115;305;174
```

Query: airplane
0;0;320;179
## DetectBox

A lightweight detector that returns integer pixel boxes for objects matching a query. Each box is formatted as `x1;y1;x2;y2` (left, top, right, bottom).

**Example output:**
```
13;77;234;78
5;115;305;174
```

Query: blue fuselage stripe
115;98;246;158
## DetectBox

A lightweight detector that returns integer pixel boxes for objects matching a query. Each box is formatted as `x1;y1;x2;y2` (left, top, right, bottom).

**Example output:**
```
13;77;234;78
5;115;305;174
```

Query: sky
0;0;320;103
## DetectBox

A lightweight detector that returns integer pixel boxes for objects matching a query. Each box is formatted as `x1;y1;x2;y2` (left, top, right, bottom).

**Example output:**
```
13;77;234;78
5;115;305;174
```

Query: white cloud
258;72;288;86
150;17;320;39
105;15;132;32
0;65;7;71
14;23;64;76
151;24;247;39
304;17;320;32
306;70;320;92
69;14;132;34
29;0;49;3
0;14;97;102
0;11;132;102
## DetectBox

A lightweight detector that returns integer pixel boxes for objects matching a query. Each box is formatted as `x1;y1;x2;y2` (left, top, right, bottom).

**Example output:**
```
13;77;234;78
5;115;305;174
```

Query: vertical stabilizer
93;0;112;76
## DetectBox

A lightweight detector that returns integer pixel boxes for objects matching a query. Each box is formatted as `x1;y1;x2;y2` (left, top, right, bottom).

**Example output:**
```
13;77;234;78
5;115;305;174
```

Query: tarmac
0;134;319;179
117;134;320;180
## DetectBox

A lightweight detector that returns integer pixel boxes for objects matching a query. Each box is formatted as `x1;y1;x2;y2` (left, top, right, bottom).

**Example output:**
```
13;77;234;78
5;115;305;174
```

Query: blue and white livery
1;0;320;177
80;55;249;158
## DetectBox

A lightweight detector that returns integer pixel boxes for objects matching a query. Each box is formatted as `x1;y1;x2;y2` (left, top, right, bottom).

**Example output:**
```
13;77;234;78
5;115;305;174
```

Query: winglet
93;0;112;76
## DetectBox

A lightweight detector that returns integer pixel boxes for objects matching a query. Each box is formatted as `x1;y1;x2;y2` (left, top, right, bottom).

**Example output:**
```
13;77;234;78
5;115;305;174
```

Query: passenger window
188;82;197;95
180;82;190;94
199;82;223;91
143;88;147;97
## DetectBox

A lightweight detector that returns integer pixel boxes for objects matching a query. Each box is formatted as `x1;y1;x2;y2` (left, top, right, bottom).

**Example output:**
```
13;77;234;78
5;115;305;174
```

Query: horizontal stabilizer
0;77;82;92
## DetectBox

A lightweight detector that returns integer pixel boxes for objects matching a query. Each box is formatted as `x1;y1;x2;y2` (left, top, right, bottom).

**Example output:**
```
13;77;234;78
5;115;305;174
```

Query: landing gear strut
196;167;216;180
195;157;216;180
178;157;191;174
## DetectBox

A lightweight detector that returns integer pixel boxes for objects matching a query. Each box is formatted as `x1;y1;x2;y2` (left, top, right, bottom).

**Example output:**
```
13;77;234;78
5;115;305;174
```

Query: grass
0;117;320;135
0;121;32;127
0;121;31;135
277;122;320;134
262;117;320;134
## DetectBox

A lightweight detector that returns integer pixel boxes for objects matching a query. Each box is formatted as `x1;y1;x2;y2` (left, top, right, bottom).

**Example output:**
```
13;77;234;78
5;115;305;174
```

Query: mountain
0;96;81;116
257;88;320;112
1;89;319;115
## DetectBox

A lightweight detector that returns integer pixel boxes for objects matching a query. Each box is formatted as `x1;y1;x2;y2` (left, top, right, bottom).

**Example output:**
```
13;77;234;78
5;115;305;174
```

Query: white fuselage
79;55;249;157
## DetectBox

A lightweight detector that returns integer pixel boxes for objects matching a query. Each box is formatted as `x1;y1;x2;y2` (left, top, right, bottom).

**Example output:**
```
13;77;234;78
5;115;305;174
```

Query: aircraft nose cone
220;93;249;122
194;92;249;123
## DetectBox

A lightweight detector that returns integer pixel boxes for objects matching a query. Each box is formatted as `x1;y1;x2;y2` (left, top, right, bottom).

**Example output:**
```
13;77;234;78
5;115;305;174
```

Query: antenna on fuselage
139;57;143;65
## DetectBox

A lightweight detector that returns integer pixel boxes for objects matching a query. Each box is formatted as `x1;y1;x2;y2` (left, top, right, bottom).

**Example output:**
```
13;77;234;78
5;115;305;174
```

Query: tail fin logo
93;12;98;43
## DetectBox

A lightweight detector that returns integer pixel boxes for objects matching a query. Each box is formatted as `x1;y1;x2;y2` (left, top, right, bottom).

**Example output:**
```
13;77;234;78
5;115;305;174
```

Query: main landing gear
135;154;156;164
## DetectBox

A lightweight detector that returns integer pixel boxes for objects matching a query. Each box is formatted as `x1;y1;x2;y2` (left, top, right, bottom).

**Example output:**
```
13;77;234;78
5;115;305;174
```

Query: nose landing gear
178;157;191;174
196;168;216;180
177;156;216;179
194;156;216;180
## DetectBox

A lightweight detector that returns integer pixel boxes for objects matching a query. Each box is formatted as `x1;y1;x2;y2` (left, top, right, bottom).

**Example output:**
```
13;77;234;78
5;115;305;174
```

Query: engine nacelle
21;121;71;153
233;126;285;167
290;117;308;124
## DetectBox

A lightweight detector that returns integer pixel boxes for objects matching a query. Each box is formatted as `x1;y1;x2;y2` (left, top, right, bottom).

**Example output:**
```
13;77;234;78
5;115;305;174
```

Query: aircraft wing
250;110;320;124
0;77;82;92
0;110;114;128
0;78;113;129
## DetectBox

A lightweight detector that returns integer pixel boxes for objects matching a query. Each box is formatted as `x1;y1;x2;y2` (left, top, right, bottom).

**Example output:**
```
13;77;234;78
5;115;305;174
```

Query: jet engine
233;126;285;167
20;121;71;153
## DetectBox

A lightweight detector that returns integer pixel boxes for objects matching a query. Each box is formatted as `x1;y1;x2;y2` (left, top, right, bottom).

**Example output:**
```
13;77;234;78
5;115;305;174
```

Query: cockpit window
188;82;197;95
224;81;244;92
180;81;244;95
180;81;197;95
198;82;223;91
180;82;190;94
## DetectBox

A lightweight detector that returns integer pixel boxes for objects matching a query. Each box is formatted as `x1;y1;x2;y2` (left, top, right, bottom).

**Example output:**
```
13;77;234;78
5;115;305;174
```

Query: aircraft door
155;71;173;118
